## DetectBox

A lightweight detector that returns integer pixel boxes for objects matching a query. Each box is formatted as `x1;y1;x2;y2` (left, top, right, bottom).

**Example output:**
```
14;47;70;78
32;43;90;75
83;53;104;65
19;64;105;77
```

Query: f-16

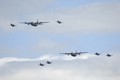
10;23;16;27
46;61;52;64
39;63;44;66
20;19;49;27
95;52;100;56
60;51;88;57
106;54;112;57
57;20;63;24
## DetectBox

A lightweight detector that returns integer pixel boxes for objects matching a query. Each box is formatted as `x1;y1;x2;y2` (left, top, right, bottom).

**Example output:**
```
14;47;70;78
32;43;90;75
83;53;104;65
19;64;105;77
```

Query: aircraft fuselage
31;22;38;26
71;53;77;57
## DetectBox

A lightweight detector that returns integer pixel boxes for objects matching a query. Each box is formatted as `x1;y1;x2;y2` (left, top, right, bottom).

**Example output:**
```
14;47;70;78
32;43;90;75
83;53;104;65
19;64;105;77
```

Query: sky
0;0;120;80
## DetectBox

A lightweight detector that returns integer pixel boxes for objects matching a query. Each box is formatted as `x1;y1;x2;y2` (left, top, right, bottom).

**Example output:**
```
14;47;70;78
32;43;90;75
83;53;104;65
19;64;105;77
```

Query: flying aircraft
57;20;63;24
60;51;88;57
95;52;100;56
106;54;112;57
10;23;16;27
39;63;44;66
46;61;52;64
20;19;49;27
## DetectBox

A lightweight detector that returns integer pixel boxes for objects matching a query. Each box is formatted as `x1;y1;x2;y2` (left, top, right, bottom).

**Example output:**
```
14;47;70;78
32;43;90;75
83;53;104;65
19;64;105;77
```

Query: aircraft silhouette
95;52;100;56
57;20;63;24
106;54;112;57
39;63;44;66
60;51;88;57
20;19;49;27
10;23;16;27
46;61;52;64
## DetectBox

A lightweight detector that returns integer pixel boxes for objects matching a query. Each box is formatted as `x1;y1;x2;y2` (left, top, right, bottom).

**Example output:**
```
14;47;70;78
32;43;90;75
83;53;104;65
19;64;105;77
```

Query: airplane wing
38;22;49;25
21;22;31;24
76;52;88;55
60;53;71;55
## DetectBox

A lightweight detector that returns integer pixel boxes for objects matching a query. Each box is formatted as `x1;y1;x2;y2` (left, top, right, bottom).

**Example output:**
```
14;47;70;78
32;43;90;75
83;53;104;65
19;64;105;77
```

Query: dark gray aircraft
60;51;88;57
57;20;63;24
106;54;112;57
39;63;44;66
10;23;16;27
20;19;49;27
46;61;52;64
95;52;100;56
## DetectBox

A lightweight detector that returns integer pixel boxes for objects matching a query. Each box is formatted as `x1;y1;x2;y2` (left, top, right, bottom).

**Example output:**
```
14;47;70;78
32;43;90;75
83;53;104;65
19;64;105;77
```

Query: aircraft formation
94;52;112;57
10;20;62;27
61;51;112;57
10;20;112;67
39;51;112;67
39;61;52;66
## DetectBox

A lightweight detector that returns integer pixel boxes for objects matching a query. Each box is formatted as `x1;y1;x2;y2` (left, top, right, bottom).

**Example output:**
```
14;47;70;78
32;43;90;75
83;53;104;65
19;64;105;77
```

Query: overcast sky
0;0;120;80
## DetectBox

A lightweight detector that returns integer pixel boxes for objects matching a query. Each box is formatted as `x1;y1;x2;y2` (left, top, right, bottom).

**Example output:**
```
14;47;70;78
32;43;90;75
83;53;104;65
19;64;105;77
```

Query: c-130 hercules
20;19;49;27
60;51;88;57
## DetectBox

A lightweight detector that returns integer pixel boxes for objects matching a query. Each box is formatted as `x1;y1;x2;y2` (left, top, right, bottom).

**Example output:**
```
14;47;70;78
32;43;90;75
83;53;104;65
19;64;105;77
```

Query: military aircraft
106;54;112;57
60;51;88;57
95;52;100;56
39;63;44;66
20;19;49;27
57;20;63;24
10;23;16;27
46;61;52;64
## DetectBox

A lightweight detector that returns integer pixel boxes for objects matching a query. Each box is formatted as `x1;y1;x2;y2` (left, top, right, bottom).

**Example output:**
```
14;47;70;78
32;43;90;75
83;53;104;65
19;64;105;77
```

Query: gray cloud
0;2;120;34
0;53;95;66
0;0;55;16
45;3;120;34
0;52;119;80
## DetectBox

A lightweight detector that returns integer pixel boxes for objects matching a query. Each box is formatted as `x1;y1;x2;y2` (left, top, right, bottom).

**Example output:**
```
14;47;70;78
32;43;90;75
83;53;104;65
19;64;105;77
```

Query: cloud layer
0;53;95;66
0;52;119;80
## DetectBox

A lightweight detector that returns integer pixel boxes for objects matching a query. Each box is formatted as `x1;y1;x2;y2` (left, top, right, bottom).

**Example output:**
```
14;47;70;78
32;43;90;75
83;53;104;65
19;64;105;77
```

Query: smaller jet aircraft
95;52;100;56
106;54;112;57
20;19;49;27
46;61;52;64
39;63;44;66
10;23;16;27
57;20;63;24
60;51;88;57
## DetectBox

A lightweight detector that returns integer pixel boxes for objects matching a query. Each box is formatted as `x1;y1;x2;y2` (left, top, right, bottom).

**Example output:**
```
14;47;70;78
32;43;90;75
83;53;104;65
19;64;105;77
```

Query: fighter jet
39;63;44;66
60;51;88;57
57;20;63;24
95;52;100;56
20;19;49;27
106;54;112;57
46;61;52;64
10;23;16;27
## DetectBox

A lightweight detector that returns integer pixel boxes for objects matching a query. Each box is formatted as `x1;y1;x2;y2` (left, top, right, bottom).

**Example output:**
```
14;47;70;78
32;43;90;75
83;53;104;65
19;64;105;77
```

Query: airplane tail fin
37;19;39;23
